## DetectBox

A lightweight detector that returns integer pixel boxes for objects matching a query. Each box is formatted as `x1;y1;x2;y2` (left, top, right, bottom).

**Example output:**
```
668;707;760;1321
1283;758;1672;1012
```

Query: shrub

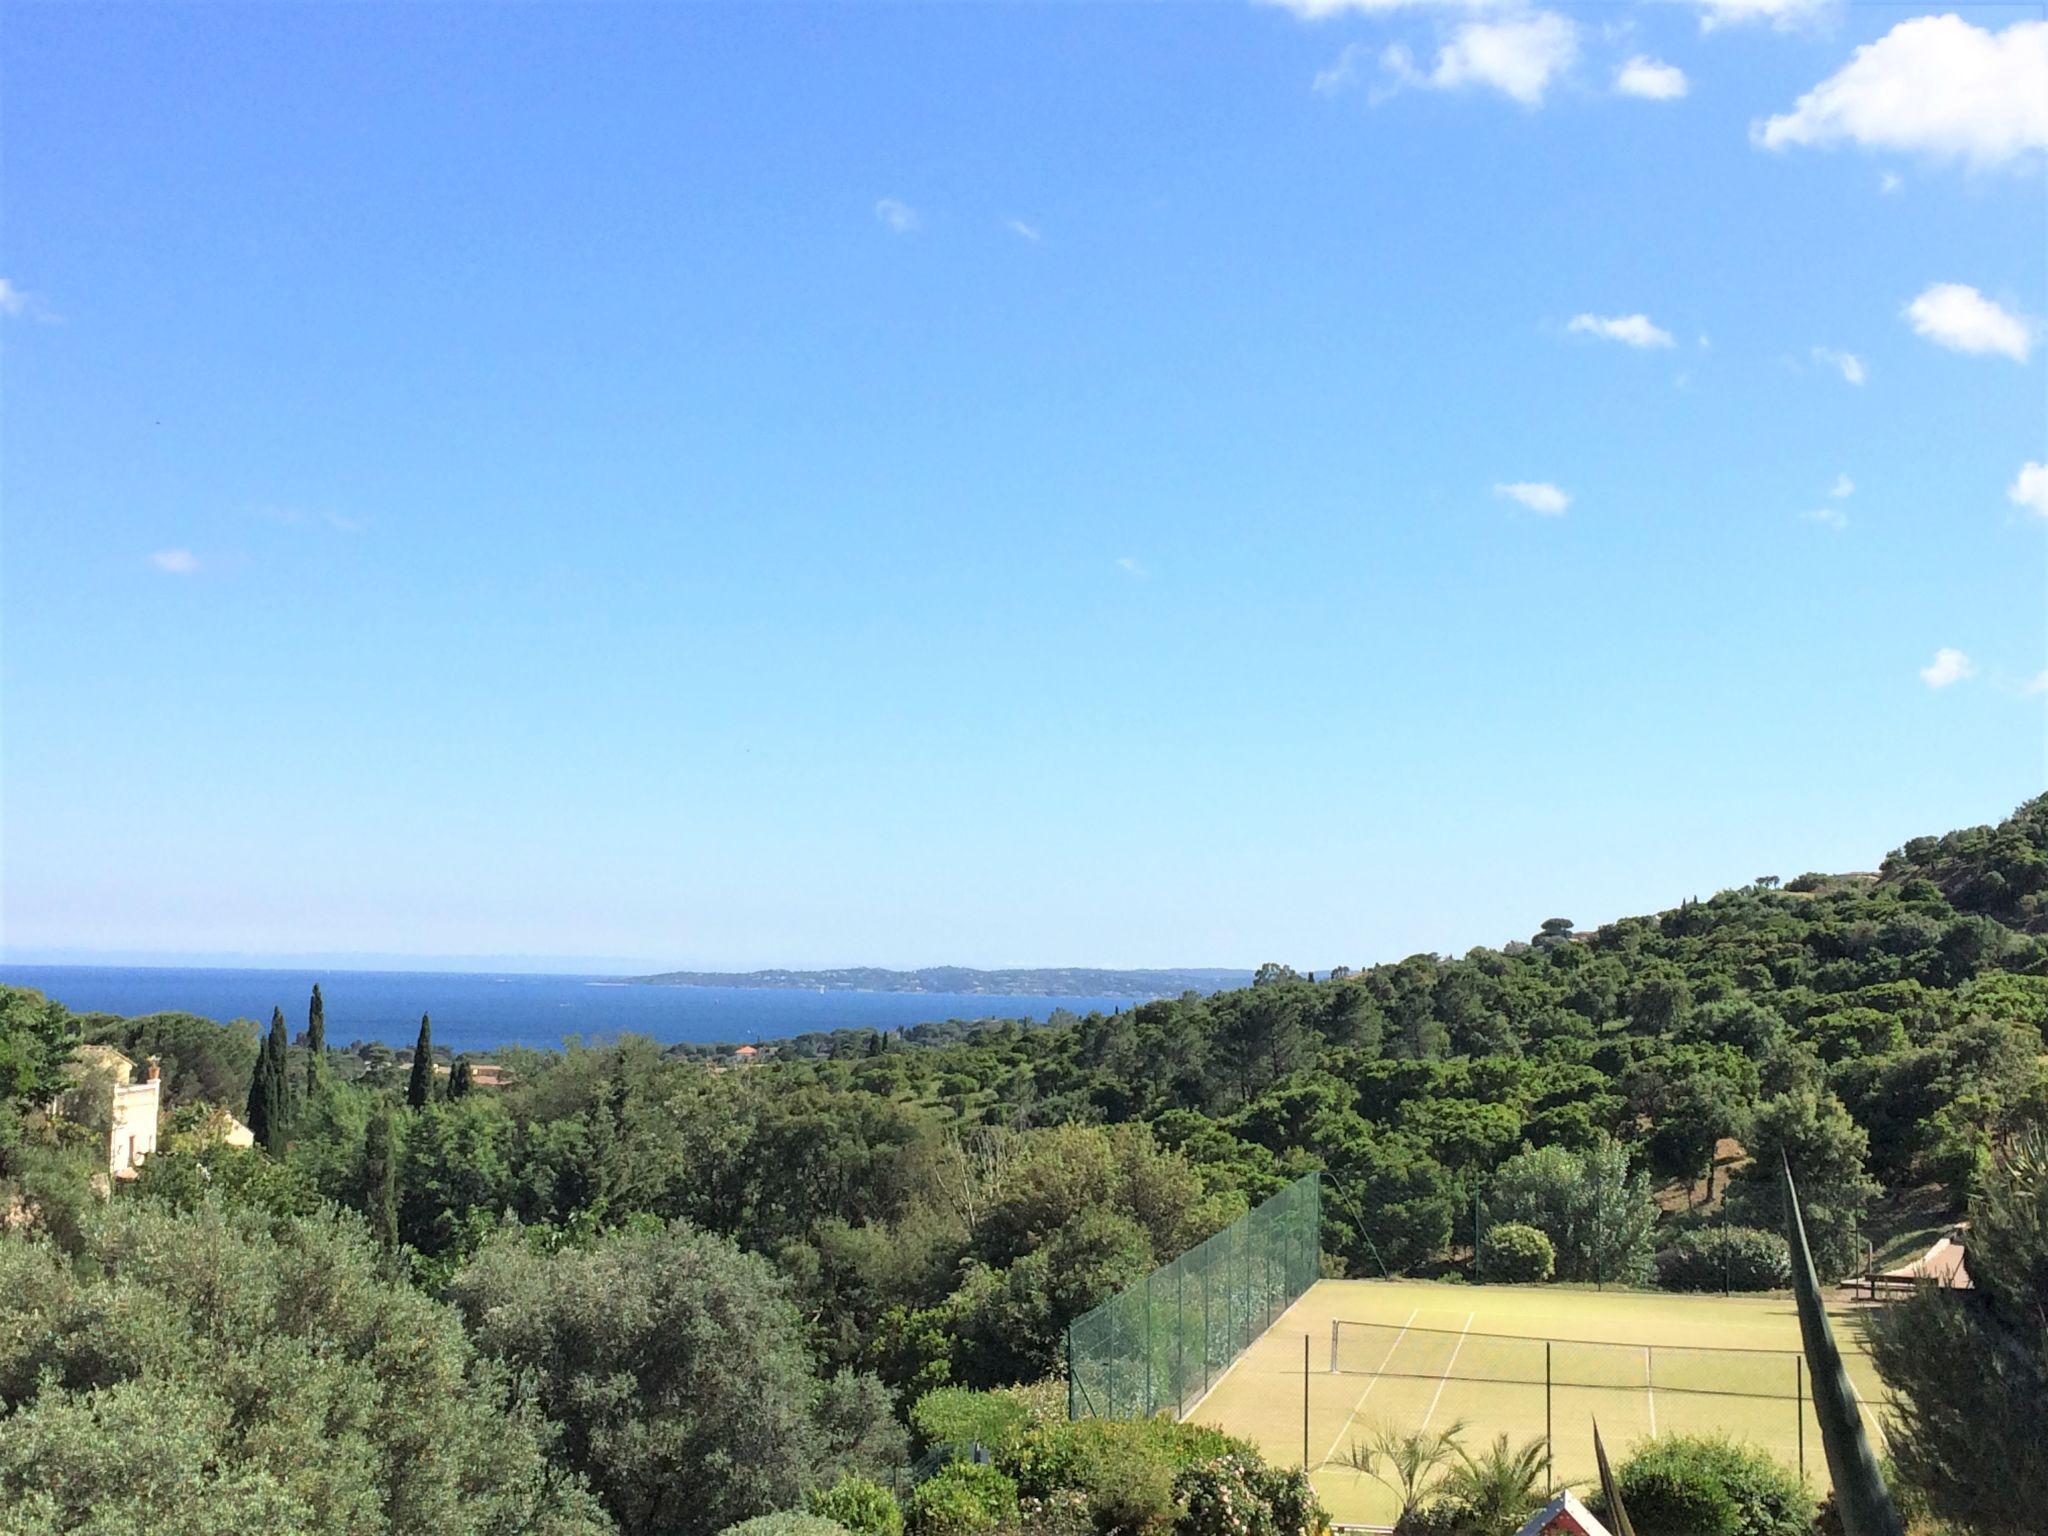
807;1476;902;1536
719;1518;851;1536
1604;1435;1813;1536
1656;1227;1792;1292
1003;1418;1247;1535
905;1462;1018;1536
1174;1453;1327;1536
909;1387;1030;1456
1477;1222;1554;1283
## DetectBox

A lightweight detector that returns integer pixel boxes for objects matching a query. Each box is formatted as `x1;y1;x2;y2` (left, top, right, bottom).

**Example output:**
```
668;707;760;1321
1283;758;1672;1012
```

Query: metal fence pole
1176;1264;1186;1417
1144;1272;1155;1417
1302;1332;1311;1470
1545;1341;1553;1494
1796;1356;1806;1481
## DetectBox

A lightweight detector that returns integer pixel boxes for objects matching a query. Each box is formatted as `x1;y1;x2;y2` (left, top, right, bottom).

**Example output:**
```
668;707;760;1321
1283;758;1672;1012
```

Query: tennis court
1183;1278;1892;1530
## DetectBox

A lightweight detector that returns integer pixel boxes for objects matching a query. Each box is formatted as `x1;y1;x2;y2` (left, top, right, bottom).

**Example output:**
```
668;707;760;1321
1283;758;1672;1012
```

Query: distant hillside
623;965;1254;998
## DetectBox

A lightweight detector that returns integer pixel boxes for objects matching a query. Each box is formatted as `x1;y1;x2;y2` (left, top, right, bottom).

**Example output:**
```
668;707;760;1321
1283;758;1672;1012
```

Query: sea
2;966;1133;1056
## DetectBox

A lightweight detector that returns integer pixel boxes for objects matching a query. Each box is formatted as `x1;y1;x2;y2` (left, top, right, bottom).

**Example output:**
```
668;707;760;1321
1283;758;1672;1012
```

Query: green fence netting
1066;1170;1321;1422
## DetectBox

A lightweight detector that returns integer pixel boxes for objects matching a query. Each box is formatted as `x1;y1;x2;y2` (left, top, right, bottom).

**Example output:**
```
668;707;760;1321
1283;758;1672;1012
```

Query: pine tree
447;1057;473;1099
406;1013;434;1109
246;1006;291;1153
362;1109;400;1250
305;982;325;1095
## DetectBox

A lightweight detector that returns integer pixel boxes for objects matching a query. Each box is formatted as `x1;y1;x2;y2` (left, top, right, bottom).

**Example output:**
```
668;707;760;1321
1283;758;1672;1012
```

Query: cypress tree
447;1056;474;1099
406;1013;435;1109
362;1109;400;1250
246;1006;290;1153
305;982;325;1094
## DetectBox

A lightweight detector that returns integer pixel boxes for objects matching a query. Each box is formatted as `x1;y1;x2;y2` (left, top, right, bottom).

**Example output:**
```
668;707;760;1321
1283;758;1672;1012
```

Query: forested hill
624;964;1255;997
2;796;2046;1536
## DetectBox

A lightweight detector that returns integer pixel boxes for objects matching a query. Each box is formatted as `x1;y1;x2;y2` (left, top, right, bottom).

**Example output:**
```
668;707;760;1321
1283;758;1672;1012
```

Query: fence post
1145;1272;1155;1417
1545;1341;1553;1495
1796;1355;1805;1481
1177;1257;1190;1412
1067;1329;1075;1421
1203;1264;1212;1394
1302;1332;1311;1471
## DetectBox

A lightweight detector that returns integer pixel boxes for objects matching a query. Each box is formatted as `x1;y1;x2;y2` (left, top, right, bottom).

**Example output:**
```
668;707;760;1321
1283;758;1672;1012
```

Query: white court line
1417;1312;1476;1432
1317;1307;1420;1467
1645;1346;1657;1436
1847;1370;1887;1449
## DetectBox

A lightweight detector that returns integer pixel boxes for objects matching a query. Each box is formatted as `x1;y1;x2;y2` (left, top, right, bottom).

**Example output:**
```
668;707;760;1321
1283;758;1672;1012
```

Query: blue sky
3;1;2044;972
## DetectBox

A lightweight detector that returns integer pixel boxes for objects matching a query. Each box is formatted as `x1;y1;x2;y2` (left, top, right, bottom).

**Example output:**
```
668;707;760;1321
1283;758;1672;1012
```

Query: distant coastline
623;965;1253;999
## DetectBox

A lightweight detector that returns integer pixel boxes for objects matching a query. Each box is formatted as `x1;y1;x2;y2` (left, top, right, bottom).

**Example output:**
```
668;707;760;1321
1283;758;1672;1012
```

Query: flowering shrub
1004;1417;1248;1534
1174;1453;1327;1536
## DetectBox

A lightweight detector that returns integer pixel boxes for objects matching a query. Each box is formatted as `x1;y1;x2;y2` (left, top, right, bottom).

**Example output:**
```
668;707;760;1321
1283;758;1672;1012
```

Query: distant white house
69;1045;163;1179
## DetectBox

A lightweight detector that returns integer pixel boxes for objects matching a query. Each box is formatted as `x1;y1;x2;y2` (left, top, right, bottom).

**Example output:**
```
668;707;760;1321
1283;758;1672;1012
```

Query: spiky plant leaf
1592;1419;1635;1536
1782;1153;1903;1536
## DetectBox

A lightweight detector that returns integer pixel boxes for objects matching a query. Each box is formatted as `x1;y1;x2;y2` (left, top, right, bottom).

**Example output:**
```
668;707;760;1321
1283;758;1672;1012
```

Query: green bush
806;1476;903;1536
1002;1417;1246;1535
905;1462;1018;1536
718;1518;851;1536
909;1387;1030;1455
1477;1222;1555;1283
1656;1227;1791;1292
1174;1453;1326;1536
1604;1435;1813;1536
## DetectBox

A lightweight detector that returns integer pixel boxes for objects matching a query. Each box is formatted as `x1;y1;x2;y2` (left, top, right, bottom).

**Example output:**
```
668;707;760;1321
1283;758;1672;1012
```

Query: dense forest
3;795;2046;1536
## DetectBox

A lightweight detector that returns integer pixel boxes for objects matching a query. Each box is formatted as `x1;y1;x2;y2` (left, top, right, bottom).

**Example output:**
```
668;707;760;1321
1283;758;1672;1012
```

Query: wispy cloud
1495;480;1571;515
1830;473;1855;499
1568;312;1674;349
1116;556;1148;579
1905;283;2032;363
1919;647;1975;689
148;549;201;575
2010;461;2048;517
1383;12;1579;107
874;198;920;235
1313;42;1371;96
1811;346;1866;385
1004;218;1042;243
1879;171;1903;195
0;277;57;323
1614;56;1687;100
1696;0;1830;32
1802;506;1849;531
1754;17;2048;170
2022;670;2048;697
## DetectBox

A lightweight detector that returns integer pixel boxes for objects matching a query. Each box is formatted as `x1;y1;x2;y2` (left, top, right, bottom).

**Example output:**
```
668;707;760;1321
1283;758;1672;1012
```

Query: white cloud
1116;556;1148;578
1697;0;1829;32
1262;0;1497;16
2010;461;2048;517
1754;17;2048;169
1423;13;1578;105
1919;647;1975;689
1905;283;2032;363
148;549;201;575
1802;506;1849;531
1313;42;1371;96
1495;480;1571;514
1615;56;1687;100
1568;312;1675;349
1004;218;1042;243
1829;473;1854;499
1879;171;1903;194
1811;346;1866;385
874;198;920;234
2023;670;2048;696
0;279;26;318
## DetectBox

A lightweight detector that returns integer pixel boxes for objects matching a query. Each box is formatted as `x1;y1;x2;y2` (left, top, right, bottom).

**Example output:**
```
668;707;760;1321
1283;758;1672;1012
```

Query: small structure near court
1513;1491;1614;1536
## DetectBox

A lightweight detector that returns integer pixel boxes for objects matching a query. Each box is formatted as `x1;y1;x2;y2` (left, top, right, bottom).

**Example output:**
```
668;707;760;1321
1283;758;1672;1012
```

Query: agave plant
1782;1153;1903;1536
1592;1419;1636;1536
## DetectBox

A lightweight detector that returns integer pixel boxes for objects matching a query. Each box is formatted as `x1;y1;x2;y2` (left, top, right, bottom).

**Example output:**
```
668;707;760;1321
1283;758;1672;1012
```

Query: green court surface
1182;1278;1891;1531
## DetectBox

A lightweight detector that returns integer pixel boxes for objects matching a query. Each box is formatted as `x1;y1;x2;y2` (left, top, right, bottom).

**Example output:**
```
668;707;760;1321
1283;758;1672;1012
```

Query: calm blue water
2;966;1128;1054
